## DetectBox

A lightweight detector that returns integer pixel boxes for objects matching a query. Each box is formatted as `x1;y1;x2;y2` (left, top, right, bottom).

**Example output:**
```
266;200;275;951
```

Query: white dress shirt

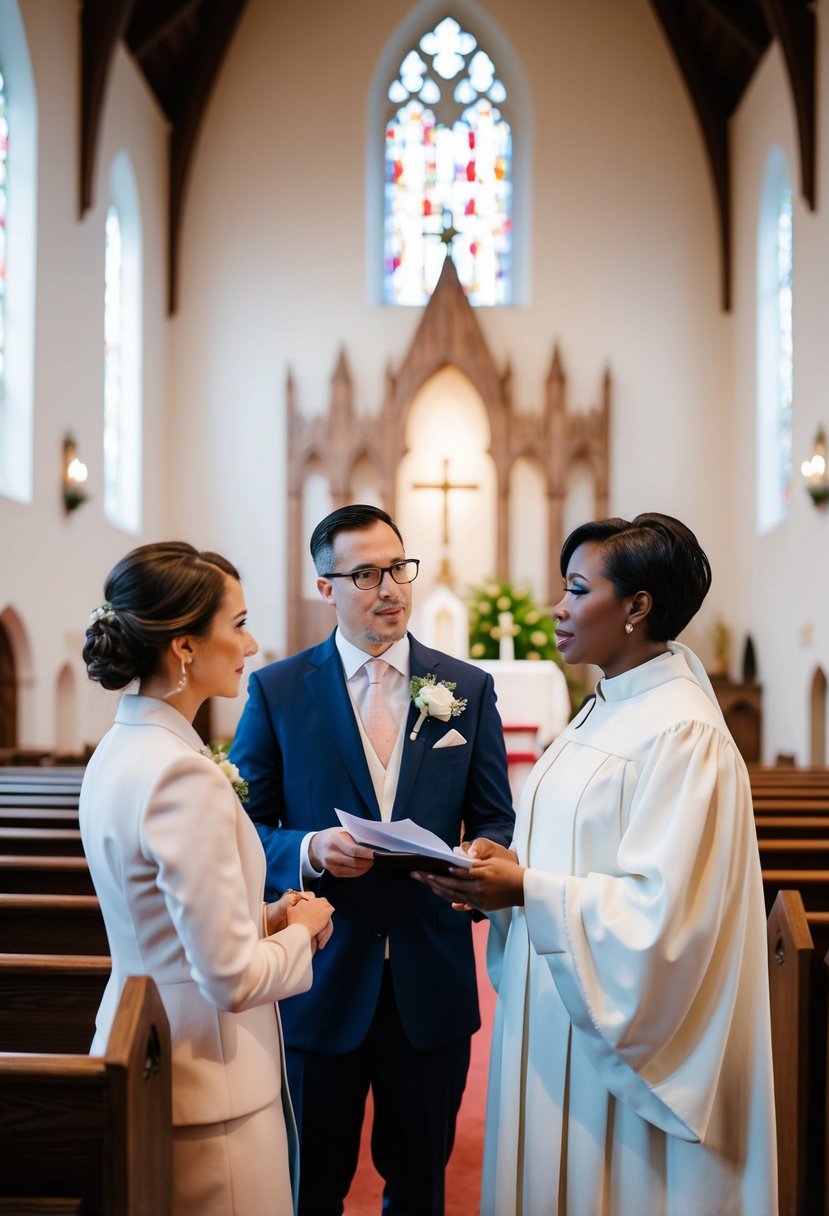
301;632;411;879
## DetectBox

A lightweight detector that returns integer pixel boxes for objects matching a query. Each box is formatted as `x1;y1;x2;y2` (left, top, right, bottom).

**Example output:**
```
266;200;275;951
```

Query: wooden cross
412;458;479;584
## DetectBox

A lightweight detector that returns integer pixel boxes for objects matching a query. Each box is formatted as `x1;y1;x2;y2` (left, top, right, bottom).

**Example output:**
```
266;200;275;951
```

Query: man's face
317;521;413;655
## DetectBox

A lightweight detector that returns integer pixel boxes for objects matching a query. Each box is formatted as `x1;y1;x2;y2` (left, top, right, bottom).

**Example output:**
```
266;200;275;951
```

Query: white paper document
335;809;472;870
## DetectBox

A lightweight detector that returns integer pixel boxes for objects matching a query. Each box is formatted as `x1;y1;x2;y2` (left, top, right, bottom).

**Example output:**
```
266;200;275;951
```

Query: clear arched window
384;15;512;307
0;7;36;505
103;153;142;532
0;67;7;408
757;148;793;533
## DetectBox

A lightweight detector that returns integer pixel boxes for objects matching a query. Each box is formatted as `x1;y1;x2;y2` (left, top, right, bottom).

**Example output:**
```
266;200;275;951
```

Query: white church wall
731;29;829;762
168;0;733;701
0;3;168;750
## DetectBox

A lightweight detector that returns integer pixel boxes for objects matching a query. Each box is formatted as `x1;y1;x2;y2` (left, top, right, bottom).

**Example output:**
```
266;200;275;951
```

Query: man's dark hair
310;504;404;575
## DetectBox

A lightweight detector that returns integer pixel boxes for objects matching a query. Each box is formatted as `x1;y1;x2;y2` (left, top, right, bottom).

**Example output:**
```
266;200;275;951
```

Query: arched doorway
810;667;827;765
0;621;15;748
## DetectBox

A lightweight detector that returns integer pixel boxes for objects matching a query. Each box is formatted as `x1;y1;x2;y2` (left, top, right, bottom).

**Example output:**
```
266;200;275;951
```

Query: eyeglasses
322;559;420;590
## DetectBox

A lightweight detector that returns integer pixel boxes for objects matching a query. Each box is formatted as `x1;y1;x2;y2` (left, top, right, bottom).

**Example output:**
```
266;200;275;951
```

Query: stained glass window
384;16;512;306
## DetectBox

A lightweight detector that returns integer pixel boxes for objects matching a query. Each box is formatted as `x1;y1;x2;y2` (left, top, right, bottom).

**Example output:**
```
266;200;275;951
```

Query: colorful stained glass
776;187;793;508
384;16;512;306
103;204;123;519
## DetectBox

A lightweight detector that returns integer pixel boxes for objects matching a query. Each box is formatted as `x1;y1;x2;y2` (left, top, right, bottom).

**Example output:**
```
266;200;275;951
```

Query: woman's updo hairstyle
83;542;240;690
559;513;712;642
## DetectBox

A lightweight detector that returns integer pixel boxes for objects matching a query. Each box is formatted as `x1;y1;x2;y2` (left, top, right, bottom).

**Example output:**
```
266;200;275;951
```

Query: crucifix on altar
412;457;479;586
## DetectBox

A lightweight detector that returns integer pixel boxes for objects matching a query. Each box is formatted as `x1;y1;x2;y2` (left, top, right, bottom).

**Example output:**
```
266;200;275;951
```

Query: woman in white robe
80;542;335;1216
416;513;776;1216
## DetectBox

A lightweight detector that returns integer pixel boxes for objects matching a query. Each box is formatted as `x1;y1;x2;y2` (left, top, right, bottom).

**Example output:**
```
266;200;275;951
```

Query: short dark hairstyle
309;504;404;575
559;513;712;641
83;541;240;690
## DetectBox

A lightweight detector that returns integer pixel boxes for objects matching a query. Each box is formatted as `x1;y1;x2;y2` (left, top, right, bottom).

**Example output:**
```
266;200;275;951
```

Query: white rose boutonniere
201;744;250;804
409;674;468;742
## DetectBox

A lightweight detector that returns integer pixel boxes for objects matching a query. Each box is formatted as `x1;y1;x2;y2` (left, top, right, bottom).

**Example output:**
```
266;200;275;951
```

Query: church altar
470;659;570;751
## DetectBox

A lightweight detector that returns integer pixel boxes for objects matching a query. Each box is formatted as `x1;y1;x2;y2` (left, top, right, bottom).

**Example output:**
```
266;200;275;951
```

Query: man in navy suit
231;504;515;1215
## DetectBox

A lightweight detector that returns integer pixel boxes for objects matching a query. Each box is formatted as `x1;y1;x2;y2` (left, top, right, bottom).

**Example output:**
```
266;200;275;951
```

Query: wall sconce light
63;434;89;512
801;427;829;509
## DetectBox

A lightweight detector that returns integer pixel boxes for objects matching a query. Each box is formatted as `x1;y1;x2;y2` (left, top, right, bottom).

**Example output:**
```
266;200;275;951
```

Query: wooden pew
755;816;829;839
0;794;80;809
0;895;108;955
0;828;84;857
758;839;829;871
763;871;829;914
767;890;829;1216
0;808;79;830
0;953;110;1052
0;972;171;1214
0;856;95;897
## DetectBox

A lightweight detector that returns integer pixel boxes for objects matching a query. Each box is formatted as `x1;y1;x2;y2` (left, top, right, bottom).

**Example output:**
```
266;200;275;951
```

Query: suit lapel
393;638;446;819
304;633;381;818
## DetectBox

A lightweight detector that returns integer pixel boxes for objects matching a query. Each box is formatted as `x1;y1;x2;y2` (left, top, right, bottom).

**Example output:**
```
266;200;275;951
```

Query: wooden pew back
0;974;171;1214
767;890;828;1216
0;953;110;1053
0;894;108;955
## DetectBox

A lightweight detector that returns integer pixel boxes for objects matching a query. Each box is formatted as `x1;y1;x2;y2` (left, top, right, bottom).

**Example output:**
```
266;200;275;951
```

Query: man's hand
308;828;375;878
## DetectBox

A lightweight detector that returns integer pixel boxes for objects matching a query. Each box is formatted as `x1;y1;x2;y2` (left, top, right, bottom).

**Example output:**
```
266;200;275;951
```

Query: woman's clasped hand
266;888;334;950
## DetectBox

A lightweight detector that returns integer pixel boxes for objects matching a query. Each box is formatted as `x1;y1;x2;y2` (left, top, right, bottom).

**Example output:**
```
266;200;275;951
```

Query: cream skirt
172;1099;293;1215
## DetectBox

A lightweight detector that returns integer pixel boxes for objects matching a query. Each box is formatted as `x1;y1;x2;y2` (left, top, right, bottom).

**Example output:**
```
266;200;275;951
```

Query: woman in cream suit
80;541;334;1216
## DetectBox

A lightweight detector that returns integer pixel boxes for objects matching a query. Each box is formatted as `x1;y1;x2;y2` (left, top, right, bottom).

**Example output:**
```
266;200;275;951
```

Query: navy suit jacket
230;630;515;1054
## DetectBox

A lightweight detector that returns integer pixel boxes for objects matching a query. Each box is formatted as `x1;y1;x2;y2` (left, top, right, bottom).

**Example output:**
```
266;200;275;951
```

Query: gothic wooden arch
286;257;611;653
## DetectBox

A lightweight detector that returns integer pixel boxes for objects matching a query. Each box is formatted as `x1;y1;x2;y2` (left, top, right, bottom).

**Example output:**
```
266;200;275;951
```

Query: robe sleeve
522;718;762;1141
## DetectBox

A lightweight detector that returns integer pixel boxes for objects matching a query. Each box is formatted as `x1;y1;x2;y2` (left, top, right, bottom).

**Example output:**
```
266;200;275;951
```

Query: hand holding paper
335;809;472;873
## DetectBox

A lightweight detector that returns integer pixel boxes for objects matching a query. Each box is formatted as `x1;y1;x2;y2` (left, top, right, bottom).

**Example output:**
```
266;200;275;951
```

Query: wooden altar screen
286;257;611;655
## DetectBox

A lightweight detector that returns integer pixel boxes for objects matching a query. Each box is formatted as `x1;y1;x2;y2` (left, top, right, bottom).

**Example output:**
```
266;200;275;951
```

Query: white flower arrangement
409;674;468;742
201;744;249;804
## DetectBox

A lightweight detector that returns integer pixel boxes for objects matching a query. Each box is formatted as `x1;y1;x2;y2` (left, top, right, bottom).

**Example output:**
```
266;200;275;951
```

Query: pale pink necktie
363;658;397;768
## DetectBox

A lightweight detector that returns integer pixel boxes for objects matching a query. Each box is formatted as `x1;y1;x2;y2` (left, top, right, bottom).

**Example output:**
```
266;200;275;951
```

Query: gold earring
625;622;634;635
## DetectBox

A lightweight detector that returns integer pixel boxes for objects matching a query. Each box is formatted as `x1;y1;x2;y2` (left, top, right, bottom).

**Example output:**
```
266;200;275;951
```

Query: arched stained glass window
384;15;512;307
757;148;793;533
103;152;142;533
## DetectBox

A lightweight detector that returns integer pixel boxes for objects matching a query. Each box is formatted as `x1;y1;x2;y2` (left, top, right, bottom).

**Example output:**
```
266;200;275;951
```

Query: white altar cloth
470;659;571;749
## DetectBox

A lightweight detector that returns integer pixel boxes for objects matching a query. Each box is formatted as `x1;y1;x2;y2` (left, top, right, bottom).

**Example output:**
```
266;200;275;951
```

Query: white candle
498;611;515;662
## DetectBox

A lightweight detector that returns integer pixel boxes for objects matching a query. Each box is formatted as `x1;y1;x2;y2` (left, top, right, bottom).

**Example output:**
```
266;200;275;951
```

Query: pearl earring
624;622;634;635
165;658;191;698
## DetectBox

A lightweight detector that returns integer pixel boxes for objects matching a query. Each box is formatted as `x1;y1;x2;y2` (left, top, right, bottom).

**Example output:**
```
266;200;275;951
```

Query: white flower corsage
201;744;250;804
409;674;468;741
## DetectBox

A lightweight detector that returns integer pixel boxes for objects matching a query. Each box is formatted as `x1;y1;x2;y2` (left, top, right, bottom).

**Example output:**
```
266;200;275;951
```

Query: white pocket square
433;729;467;749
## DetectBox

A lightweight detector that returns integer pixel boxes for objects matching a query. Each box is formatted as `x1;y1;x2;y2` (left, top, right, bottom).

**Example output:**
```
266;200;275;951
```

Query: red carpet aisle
343;918;495;1215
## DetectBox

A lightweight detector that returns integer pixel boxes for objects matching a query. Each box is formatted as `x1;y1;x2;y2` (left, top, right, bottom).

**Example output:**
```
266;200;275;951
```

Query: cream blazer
79;694;313;1127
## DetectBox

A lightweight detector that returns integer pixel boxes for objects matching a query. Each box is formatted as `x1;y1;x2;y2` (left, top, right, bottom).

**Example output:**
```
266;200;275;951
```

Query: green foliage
466;578;588;713
467;579;559;663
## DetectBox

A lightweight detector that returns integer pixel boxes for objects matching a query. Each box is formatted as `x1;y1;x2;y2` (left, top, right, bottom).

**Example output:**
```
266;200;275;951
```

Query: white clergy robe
482;643;777;1216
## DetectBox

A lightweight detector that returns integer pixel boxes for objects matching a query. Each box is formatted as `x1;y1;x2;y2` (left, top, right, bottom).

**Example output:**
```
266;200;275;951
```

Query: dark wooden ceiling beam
167;0;248;313
694;0;769;59
761;0;816;209
79;0;136;215
649;0;733;310
127;0;205;63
